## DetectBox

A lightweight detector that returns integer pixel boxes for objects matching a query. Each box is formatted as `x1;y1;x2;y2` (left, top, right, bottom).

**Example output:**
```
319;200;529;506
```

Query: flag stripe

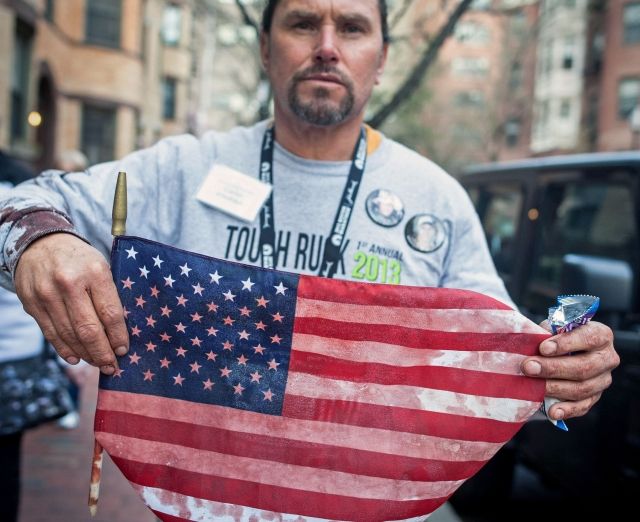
292;333;528;375
282;395;525;443
97;391;503;461
293;317;549;353
95;409;485;482
111;456;448;522
288;350;541;400
297;276;513;311
295;297;545;334
99;432;464;500
285;372;540;423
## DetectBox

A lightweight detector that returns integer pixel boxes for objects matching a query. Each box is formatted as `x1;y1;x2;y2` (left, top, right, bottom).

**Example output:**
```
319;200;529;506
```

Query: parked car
452;151;640;519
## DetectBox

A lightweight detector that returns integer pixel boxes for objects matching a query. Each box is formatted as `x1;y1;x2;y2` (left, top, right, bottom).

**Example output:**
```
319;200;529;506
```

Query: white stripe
99;391;503;462
292;333;527;375
287;372;540;423
99;433;465;501
134;484;436;522
296;298;545;334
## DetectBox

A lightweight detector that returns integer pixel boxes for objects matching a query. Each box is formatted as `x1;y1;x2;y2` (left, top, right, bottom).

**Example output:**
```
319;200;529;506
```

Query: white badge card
197;164;272;223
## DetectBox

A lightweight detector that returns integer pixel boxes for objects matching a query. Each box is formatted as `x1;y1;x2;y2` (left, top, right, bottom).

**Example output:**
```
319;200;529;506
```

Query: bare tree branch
234;0;260;36
390;0;415;30
368;0;474;128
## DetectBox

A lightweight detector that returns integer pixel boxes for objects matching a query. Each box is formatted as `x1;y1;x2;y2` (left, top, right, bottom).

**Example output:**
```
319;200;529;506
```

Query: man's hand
522;321;620;421
14;233;129;375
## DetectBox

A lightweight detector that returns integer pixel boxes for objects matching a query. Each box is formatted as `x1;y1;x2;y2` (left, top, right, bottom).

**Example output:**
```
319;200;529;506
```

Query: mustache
291;64;353;88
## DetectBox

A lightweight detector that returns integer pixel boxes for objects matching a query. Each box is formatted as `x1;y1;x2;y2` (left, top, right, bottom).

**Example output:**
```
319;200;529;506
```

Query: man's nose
314;25;339;64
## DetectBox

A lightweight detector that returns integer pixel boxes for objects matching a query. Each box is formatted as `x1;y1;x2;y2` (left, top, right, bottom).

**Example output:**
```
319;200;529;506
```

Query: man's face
261;0;388;127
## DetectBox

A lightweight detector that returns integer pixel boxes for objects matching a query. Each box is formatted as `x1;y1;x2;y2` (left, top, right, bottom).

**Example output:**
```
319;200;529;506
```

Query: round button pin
365;189;405;228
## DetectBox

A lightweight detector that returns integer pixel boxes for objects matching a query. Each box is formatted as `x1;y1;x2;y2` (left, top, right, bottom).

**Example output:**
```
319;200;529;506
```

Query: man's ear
375;43;389;85
260;31;270;71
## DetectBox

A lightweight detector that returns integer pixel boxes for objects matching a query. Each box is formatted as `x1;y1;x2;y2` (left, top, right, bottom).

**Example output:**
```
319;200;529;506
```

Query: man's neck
273;109;364;161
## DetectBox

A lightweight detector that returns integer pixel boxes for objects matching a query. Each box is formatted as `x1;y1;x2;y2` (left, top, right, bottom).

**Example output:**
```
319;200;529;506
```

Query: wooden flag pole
89;171;127;516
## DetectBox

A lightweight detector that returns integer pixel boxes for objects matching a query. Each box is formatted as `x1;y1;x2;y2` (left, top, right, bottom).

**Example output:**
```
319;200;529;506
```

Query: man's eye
293;21;315;31
343;24;364;34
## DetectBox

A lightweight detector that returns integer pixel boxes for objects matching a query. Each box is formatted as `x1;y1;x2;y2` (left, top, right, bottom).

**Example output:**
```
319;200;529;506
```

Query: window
618;78;640;119
454;90;485;108
161;4;182;46
505;118;521;147
45;0;55;22
451;57;489;77
510;61;523;88
454;22;490;44
475;185;524;276
560;99;572;118
85;0;121;48
10;20;34;145
162;77;177;120
562;36;575;70
623;3;640;44
81;104;116;165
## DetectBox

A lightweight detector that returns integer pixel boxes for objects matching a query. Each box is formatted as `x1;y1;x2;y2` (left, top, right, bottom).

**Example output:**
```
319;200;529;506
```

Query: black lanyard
258;126;368;278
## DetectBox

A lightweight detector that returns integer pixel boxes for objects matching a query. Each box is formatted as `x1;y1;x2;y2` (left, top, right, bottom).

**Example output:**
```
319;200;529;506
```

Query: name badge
196;164;272;222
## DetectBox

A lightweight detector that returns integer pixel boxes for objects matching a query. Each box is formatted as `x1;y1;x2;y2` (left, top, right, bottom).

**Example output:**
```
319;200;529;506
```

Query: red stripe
293;317;548;353
95;409;482;482
112;457;447;521
282;395;522;443
298;275;513;310
151;511;185;522
289;350;543;401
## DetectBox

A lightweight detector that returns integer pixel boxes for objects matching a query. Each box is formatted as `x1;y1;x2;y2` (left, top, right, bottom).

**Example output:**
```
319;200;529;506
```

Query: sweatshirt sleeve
0;134;205;291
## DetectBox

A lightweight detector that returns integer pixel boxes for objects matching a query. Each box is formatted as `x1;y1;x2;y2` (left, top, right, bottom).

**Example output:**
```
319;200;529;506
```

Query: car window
528;180;636;290
474;185;523;277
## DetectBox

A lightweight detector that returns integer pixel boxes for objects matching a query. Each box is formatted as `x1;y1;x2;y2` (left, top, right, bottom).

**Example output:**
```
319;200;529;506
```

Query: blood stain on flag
96;236;548;522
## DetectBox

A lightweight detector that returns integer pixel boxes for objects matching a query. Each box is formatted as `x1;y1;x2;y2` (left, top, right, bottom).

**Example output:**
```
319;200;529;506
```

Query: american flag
96;236;547;522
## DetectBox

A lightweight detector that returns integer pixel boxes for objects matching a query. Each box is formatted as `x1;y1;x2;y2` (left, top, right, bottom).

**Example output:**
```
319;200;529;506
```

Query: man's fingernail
66;356;79;365
554;409;565;420
115;346;128;356
524;360;542;375
101;365;115;375
541;341;557;356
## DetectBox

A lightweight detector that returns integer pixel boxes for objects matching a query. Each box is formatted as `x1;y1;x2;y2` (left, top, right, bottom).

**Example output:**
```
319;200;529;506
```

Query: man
0;0;618;425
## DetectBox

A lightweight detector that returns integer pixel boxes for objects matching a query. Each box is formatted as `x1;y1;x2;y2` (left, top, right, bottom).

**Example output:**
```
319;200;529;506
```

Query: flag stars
139;266;149;278
159;357;171;368
152;255;164;268
190;312;203;323
192;283;205;296
223;290;236;302
270;334;283;345
191;336;203;347
123;306;130;319
145;315;157;328
164;275;175;288
271;312;284;323
143;369;155;382
125;246;138;259
145;341;157;352
175;322;187;333
274;282;288;295
189;361;202;374
160;305;172;318
209;271;222;284
205;351;218;361
135;295;147;308
207;302;219;313
262;389;274;402
241;278;255;291
206;327;219;337
202;379;214;391
223;316;235;326
233;383;245;396
160;332;172;342
238;330;250;340
129;352;141;365
150;286;160;298
220;366;232;378
176;294;189;307
175;346;188;357
179;263;192;277
237;354;249;366
267;358;280;371
254;321;267;331
121;277;134;290
222;340;234;351
238;306;251;317
130;326;142;337
253;344;266;355
256;296;270;308
250;371;262;383
173;373;185;386
113;368;124;378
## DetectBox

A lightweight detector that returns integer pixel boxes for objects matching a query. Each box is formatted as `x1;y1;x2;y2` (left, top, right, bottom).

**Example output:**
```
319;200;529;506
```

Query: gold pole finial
111;171;127;237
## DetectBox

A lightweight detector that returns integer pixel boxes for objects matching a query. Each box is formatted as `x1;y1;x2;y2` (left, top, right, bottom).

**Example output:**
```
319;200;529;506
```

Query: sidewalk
19;369;461;522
